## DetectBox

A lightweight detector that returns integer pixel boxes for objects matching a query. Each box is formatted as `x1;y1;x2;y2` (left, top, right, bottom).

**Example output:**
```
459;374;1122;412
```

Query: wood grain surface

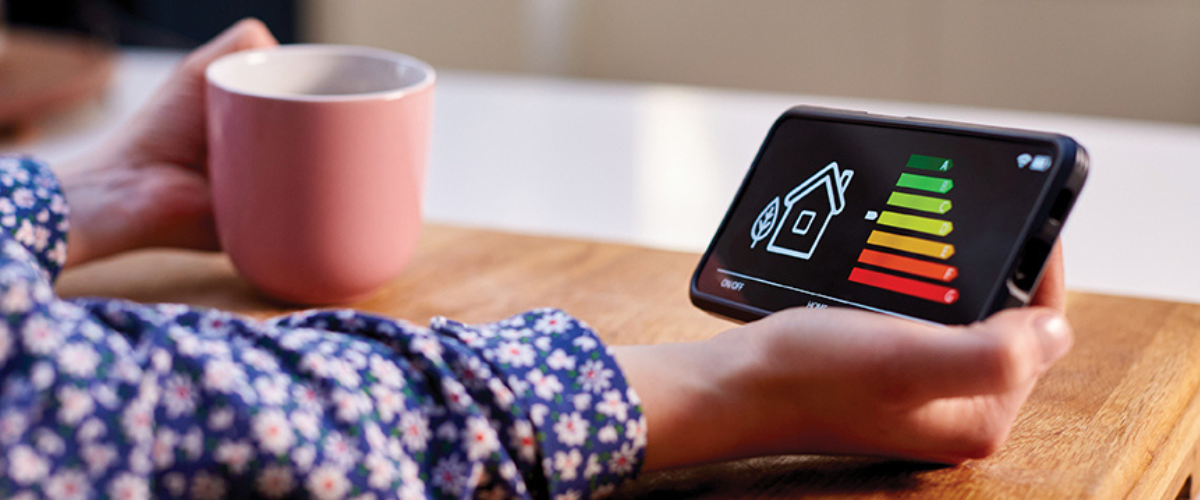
55;225;1200;499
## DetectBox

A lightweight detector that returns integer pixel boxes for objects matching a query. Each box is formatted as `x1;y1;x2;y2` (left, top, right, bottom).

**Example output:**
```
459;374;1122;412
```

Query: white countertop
7;48;1200;304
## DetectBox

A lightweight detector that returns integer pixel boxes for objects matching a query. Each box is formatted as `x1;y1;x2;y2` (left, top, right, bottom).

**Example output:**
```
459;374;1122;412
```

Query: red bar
848;267;959;304
857;249;958;282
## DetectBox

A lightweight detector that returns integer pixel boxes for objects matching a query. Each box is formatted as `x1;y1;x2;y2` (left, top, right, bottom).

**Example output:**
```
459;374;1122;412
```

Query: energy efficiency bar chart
849;268;960;304
851;154;961;304
857;248;958;282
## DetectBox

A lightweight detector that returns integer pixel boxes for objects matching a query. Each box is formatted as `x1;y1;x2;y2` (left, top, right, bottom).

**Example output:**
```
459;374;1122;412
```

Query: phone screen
694;114;1064;325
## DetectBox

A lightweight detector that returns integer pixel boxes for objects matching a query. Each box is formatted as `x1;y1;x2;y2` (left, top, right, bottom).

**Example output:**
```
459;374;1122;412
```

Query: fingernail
1034;312;1072;364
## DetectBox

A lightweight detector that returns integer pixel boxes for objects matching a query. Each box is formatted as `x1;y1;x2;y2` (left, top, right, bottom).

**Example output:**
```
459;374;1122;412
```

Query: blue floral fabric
0;156;646;499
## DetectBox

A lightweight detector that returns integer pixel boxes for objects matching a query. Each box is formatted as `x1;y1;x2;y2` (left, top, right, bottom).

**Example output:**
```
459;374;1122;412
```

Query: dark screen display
695;115;1062;325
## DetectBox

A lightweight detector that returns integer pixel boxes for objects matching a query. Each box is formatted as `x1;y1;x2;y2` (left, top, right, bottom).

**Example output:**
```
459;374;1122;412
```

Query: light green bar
907;154;953;171
877;211;954;236
896;173;953;194
887;192;952;214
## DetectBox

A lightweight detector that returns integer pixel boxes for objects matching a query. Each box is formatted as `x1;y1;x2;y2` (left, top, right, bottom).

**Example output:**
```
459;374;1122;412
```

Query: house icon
765;161;854;260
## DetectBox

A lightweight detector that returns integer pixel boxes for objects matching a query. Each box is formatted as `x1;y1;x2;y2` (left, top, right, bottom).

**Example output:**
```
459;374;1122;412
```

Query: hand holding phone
691;107;1087;325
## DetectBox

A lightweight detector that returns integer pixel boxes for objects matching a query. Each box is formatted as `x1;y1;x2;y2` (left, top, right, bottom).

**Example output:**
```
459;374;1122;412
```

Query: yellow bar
866;230;955;260
877;211;954;236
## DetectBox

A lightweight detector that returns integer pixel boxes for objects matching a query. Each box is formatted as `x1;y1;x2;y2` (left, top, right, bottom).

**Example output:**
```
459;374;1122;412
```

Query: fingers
120;19;278;170
1031;240;1066;311
179;18;279;77
882;308;1072;404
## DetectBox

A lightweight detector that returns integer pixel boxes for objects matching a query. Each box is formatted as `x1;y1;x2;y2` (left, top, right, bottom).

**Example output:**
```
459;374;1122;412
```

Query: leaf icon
751;196;780;249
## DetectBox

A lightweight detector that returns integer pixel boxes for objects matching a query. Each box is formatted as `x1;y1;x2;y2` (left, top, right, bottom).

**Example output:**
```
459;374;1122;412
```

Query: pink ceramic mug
205;45;435;304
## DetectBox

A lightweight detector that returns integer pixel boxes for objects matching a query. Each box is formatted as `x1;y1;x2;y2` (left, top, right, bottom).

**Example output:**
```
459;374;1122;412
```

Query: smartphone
690;106;1088;325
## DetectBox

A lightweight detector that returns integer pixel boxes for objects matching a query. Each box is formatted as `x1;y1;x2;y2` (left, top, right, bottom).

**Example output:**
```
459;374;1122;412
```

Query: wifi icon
1017;153;1033;169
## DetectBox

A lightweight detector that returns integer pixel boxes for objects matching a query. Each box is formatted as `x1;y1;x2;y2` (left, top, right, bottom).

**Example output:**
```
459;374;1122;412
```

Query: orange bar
858;249;958;282
849;268;960;305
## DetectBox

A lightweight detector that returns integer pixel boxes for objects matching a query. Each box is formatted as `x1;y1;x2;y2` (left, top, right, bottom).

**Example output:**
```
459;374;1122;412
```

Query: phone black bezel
689;106;1089;325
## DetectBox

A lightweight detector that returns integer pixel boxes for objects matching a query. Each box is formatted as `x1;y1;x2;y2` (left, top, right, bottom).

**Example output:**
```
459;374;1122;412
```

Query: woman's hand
60;19;278;267
614;244;1071;471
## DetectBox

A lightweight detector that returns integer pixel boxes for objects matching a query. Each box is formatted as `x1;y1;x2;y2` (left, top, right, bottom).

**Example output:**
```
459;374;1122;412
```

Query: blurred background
4;0;1200;303
6;0;1200;124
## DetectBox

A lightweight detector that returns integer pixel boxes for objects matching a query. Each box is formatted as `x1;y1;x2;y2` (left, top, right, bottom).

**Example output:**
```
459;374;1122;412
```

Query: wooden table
56;225;1200;499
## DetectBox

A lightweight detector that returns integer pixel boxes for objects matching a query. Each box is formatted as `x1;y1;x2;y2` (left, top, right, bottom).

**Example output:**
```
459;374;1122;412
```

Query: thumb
885;308;1073;403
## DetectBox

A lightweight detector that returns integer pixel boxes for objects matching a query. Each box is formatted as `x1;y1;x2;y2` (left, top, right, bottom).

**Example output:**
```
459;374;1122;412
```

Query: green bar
907;154;953;172
878;211;954;236
887;192;952;214
896;173;953;193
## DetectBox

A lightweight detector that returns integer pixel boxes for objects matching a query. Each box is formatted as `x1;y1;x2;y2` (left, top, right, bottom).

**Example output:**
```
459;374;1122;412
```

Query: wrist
611;329;764;471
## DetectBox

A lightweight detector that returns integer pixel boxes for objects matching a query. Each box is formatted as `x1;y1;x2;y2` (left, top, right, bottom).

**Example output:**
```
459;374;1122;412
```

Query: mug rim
205;44;436;102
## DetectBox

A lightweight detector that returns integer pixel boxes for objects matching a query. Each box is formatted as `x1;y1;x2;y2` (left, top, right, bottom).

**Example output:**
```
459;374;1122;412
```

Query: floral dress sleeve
0;156;646;500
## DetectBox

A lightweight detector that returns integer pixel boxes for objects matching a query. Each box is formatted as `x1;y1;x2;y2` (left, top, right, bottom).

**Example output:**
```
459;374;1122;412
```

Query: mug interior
206;45;434;100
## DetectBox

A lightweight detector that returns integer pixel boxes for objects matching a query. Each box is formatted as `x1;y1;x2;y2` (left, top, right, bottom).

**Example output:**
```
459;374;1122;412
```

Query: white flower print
329;358;362;388
495;341;536;367
8;445;49;484
572;336;598;352
92;384;120;409
545;349;576;371
253;409;296;456
45;468;91;500
256;464;296;499
292;410;322;440
527;369;564;401
191;471;228;500
81;443;116;477
1;281;31;314
530;404;549;427
535;336;553;351
332;388;370;423
182;427;204;461
488;378;515;407
56;385;93;425
322;432;358;468
163;375;197;418
436;421;459;442
507;374;530;398
108;473;150;500
292;444;317;472
12;187;34;208
307;465;351;500
242;347;280;372
584;453;603;478
609;442;638;475
163;473;187;497
554;449;583;481
121;403;154;442
577;359;614;393
369;354;405;389
255;375;290;406
534;311;572;334
34;428;64;455
13;219;35;246
554;412;590;447
21;315;60;354
412;336;444;363
465;416;500;461
432;456;468;496
0;411;26;444
152;428;178;470
364;453;396;489
215;440;255;475
443;379;472;413
597;425;618;443
203;359;247;393
208;406;235;431
572;393;592;412
399;411;430;452
78;417;106;443
596;389;629;422
510;420;537;463
371;384;405;423
292;383;323;412
626;415;647;448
